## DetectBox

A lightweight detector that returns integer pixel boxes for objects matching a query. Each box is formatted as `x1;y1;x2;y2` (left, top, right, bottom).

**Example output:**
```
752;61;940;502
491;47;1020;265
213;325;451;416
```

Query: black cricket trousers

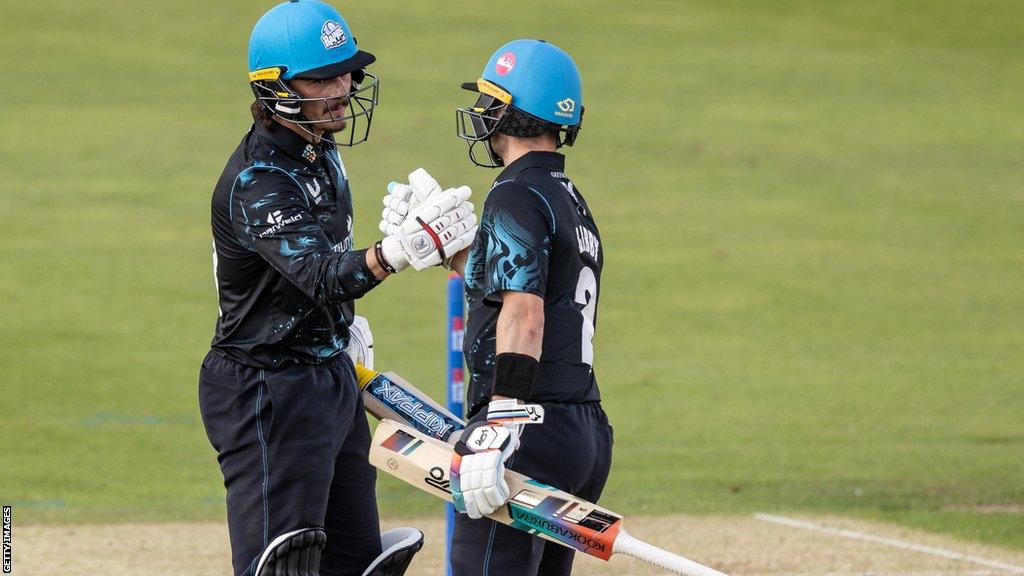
199;349;382;576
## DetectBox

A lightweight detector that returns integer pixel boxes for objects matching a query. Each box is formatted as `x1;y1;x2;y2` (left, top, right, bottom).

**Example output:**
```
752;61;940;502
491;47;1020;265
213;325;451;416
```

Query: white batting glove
378;168;442;236
451;399;545;519
380;186;477;272
344;315;374;370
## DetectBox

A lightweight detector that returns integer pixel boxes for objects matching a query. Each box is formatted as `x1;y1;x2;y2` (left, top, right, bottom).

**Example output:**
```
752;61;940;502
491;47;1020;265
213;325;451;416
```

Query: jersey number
574;266;597;366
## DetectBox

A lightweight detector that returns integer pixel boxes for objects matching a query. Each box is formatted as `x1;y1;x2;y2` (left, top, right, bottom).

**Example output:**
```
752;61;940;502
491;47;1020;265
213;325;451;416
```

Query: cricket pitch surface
14;514;1024;575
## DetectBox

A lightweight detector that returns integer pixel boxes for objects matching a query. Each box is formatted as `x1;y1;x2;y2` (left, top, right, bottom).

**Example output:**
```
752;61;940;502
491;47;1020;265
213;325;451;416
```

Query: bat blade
370;419;622;560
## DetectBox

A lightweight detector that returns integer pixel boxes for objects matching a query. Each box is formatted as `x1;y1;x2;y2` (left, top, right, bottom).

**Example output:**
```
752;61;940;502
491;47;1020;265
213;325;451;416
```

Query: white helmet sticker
321;20;348;50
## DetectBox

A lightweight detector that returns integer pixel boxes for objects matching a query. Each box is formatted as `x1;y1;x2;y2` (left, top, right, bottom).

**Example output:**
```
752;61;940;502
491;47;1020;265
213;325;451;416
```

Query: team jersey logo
495;52;516;76
320;20;348;50
302;144;317;163
305;179;322;203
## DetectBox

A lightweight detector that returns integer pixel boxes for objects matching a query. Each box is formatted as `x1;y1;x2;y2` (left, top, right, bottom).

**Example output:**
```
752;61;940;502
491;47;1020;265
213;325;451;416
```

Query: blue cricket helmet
456;39;584;167
248;0;374;80
247;0;379;145
477;39;582;126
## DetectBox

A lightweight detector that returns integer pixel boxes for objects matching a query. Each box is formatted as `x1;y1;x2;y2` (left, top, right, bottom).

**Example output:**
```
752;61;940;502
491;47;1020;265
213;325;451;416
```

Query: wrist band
492;352;539;400
374;240;396;274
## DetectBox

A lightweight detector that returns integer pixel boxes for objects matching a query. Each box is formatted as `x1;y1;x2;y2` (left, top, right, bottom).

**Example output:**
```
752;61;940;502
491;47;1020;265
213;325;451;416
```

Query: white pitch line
754;513;1024;575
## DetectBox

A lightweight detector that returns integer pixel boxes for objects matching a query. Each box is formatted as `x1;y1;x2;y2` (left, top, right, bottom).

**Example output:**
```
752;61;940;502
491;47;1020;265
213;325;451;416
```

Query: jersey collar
495;151;565;182
254;122;335;165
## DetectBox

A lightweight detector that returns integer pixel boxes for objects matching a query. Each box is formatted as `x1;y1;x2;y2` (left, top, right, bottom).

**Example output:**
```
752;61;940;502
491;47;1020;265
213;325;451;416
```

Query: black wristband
374;240;396;274
492;352;539;400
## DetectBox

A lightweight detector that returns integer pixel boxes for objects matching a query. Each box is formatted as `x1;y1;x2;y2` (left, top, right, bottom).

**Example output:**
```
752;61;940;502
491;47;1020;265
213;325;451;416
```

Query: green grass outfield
2;0;1022;549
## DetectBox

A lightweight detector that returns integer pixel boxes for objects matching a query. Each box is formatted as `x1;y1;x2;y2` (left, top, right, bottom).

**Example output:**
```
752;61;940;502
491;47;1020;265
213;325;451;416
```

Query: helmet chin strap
289;118;328;144
267;105;328;144
271;99;348;145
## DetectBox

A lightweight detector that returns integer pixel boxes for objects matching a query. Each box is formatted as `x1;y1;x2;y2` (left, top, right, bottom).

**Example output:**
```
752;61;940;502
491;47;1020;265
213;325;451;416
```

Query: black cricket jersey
463;151;603;416
209;123;379;368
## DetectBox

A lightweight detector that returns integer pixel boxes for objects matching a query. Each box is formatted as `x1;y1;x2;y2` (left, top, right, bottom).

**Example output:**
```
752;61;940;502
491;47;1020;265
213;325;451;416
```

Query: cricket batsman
198;1;475;574
451;39;615;575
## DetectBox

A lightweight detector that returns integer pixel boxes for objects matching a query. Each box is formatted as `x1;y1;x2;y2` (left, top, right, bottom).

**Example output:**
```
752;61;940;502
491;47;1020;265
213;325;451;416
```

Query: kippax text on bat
370;376;457;438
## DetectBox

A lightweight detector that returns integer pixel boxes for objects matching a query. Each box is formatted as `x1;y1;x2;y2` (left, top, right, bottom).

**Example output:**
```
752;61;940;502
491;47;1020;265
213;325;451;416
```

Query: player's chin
319;118;348;133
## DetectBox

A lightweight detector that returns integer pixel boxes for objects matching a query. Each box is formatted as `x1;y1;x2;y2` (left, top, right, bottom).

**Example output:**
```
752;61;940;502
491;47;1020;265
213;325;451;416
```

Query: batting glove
378;168;443;236
344;315;374;370
451;399;544;519
379;186;477;272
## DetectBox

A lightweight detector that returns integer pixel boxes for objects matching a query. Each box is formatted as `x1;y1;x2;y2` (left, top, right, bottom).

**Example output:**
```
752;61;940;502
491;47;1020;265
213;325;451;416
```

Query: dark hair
251;100;276;130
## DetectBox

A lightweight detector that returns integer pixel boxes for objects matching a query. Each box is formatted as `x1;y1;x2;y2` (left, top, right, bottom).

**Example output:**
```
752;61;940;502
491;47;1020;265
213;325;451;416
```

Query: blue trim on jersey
490;179;515;189
526;186;556;235
228;164;310;226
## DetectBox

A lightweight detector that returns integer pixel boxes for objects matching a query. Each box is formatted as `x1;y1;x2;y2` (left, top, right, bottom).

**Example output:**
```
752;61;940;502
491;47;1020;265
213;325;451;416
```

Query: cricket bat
369;418;729;576
355;364;465;442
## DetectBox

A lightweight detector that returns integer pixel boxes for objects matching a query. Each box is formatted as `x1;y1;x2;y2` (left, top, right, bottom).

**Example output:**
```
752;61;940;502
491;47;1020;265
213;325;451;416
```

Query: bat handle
613;530;729;576
354;363;378;389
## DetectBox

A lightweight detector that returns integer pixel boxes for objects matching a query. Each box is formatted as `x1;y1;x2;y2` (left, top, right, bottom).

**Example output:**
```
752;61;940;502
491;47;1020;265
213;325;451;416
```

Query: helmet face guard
456;79;583;168
455;90;507;168
250;66;379;147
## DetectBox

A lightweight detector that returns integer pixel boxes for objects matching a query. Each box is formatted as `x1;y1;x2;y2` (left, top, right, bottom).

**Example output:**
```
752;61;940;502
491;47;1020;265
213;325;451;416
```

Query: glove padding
345;315;374;370
451;399;545;519
380;185;477;272
379;168;443;236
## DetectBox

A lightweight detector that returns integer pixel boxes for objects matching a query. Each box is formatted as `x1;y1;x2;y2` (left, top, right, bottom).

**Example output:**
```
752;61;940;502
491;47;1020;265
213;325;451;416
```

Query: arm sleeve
476;182;553;300
229;167;380;304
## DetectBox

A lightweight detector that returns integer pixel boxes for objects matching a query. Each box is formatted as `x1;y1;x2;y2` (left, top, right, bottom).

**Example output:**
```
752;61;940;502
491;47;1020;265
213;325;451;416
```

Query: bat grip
354;363;378;389
613;530;729;576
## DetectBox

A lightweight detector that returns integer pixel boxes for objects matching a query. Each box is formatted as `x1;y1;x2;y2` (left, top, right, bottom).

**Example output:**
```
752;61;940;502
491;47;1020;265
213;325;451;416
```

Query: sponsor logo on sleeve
260;210;304;238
